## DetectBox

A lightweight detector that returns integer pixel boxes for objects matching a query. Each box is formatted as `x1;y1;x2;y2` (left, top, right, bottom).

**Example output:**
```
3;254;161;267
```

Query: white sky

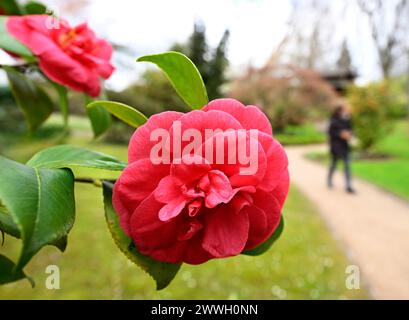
1;0;385;90
58;0;297;90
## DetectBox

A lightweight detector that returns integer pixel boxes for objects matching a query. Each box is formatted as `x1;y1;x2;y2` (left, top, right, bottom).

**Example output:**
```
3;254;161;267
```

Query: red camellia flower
113;99;289;264
6;14;114;97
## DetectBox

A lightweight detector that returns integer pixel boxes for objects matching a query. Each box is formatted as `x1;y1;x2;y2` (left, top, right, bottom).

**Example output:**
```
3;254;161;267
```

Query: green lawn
306;120;409;201
0;115;368;299
275;124;326;146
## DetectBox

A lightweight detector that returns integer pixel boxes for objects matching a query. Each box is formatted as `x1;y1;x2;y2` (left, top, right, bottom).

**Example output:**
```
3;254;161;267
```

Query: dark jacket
328;116;352;156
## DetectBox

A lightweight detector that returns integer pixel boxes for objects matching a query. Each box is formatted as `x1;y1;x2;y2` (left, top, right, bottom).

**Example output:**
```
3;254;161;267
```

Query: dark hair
331;105;343;119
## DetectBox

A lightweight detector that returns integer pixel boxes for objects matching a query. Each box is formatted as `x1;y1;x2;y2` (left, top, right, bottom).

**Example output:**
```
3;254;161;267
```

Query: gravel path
286;144;409;299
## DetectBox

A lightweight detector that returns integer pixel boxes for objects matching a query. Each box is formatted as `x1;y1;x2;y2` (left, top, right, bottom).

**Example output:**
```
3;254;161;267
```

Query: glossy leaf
137;51;208;109
0;204;20;238
24;1;47;14
86;103;111;138
52;236;68;252
102;181;181;290
242;215;284;256
0;16;34;59
83;90;112;138
0;255;33;287
0;0;22;15
52;82;69;127
5;67;54;132
27;144;126;171
0;156;75;271
87;100;147;128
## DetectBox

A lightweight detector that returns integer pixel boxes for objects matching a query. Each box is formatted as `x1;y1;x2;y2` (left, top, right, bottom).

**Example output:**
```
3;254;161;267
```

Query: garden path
286;144;409;299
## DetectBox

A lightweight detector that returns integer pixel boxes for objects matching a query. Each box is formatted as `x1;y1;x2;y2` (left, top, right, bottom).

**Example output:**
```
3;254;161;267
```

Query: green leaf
86;100;112;138
0;0;22;15
26;144;126;171
137;51;208;109
0;16;34;59
24;1;47;14
0;204;20;238
87;100;148;128
83;90;112;138
5;67;54;132
52;82;69;127
242;216;284;256
0;156;75;271
102;181;181;290
52;235;68;252
0;255;33;287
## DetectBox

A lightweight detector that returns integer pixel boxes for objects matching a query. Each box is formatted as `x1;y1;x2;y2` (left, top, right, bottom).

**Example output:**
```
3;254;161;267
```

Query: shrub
377;78;408;119
347;84;391;151
229;64;339;131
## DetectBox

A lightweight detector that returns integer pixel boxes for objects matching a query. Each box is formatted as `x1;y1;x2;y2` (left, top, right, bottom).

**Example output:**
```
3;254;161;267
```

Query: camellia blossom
113;98;289;264
6;14;114;97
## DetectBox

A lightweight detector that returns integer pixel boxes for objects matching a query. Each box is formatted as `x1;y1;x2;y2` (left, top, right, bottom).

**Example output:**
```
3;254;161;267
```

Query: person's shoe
346;187;356;194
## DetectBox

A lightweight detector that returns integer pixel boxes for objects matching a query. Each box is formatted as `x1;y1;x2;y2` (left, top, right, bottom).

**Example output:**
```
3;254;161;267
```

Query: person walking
327;104;355;194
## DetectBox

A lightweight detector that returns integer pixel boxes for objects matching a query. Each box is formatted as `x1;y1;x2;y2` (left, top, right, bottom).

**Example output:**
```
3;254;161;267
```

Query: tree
229;63;338;131
207;30;230;99
188;22;209;84
277;0;337;71
172;22;230;100
337;40;354;73
358;0;409;78
169;42;188;56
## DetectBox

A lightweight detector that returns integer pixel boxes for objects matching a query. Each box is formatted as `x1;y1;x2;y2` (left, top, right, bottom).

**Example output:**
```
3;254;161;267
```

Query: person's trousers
327;152;352;189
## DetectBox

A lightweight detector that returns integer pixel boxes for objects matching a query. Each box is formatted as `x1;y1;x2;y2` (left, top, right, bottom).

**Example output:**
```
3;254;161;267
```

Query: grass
275;124;326;146
0;115;369;299
306;120;409;201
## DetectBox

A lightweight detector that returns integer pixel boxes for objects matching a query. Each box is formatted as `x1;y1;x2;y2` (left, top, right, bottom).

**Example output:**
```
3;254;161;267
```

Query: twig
74;177;116;187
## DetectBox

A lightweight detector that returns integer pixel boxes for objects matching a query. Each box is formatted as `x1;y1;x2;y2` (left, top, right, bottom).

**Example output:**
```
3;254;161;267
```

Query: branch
74;177;116;187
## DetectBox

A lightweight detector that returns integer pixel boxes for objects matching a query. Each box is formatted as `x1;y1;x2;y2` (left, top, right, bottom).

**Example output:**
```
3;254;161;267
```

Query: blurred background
0;0;408;299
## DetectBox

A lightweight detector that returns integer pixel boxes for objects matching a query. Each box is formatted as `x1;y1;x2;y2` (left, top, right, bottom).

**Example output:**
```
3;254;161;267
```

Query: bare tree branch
358;0;409;78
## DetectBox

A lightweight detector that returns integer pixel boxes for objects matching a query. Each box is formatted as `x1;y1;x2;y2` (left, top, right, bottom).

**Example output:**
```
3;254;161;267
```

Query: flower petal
202;204;249;257
167;109;243;157
158;198;187;221
130;195;210;264
244;189;282;250
170;154;210;185
183;234;213;264
130;195;186;262
128;111;183;163
271;170;290;210
154;176;181;203
6;15;112;97
6;15;50;44
203;98;272;135
199;130;267;188
242;206;268;250
203;170;233;208
177;219;203;241
112;160;169;235
257;132;289;191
